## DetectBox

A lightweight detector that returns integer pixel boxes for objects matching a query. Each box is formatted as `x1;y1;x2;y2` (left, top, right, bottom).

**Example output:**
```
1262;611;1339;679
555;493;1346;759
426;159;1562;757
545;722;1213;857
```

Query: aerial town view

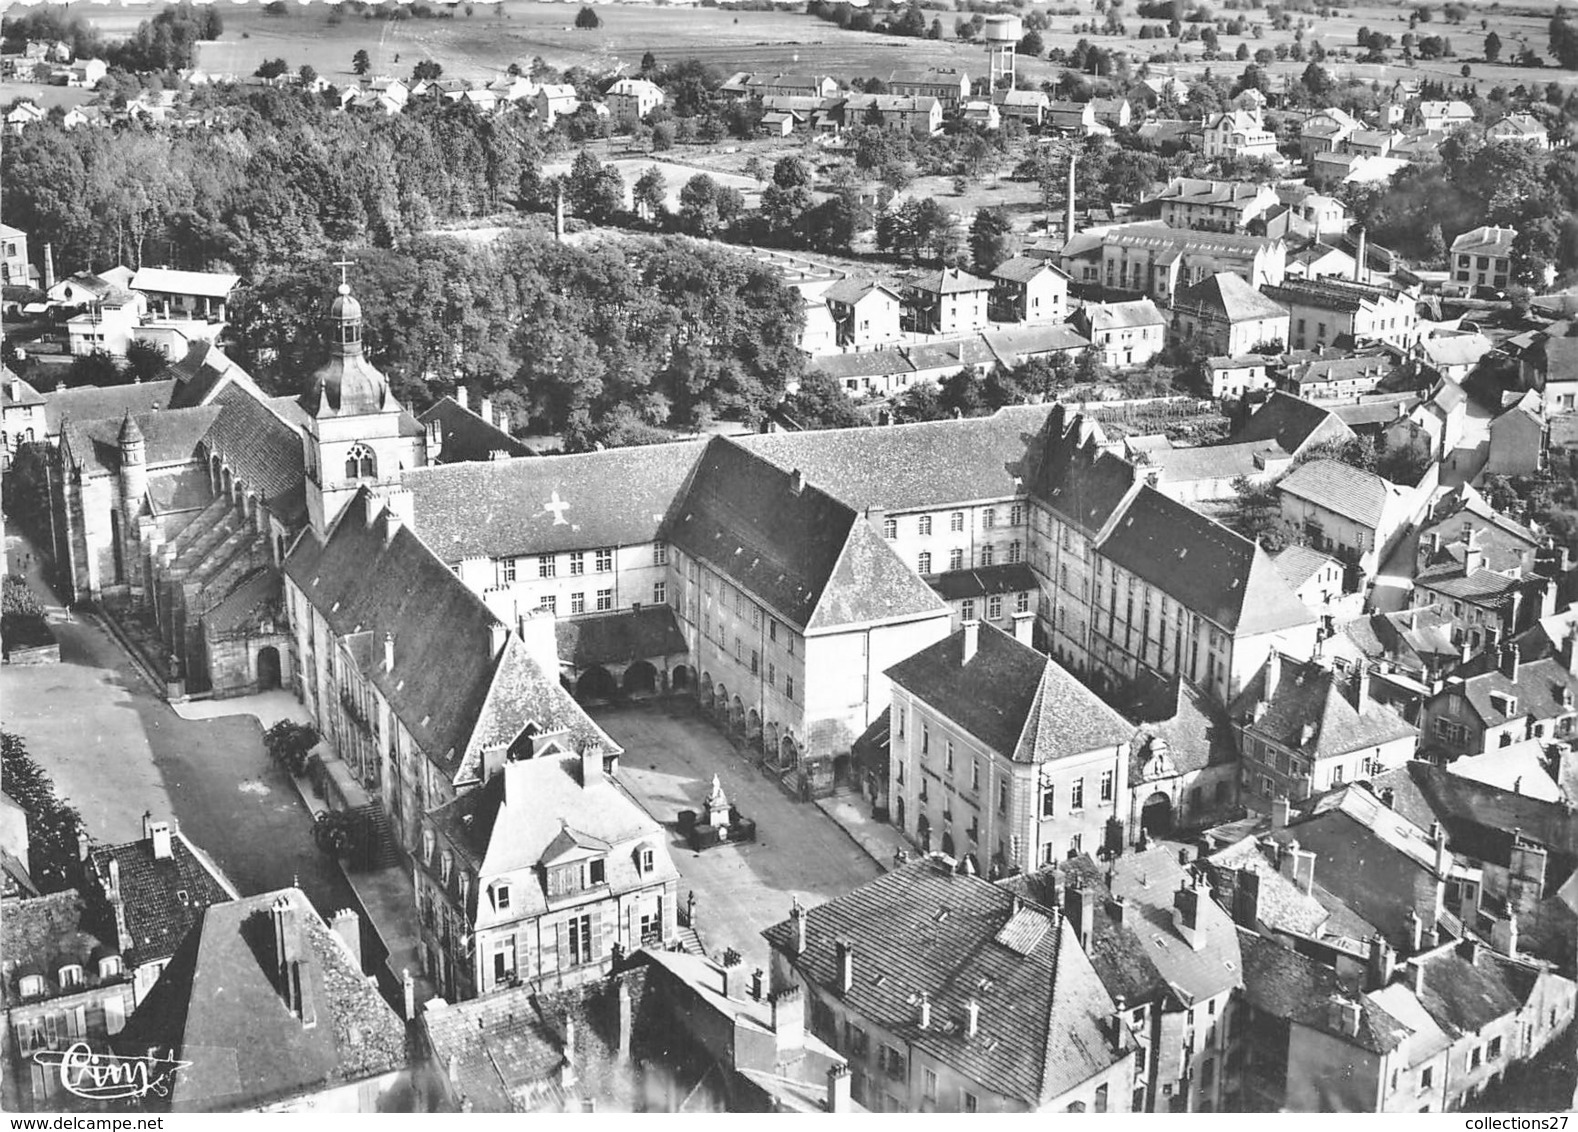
3;0;1578;1115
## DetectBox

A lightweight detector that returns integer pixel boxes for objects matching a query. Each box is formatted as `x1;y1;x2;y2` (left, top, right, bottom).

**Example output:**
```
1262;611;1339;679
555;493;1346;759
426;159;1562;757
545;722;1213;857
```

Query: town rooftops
1099;486;1315;637
1;890;115;1005
1446;654;1578;732
1083;298;1166;332
63;405;223;477
990;255;1066;285
982;324;1092;367
1490;113;1546;137
1272;544;1341;590
1204;837;1329;936
89;823;240;970
1449;225;1517;258
1278;458;1410;530
1230;392;1351;456
554;604;688;670
1262;276;1408;312
114;888;408;1112
1099;224;1281;257
888;67;967;87
885;620;1132;762
40;379;179;436
906;266;993;295
129;267;241;298
2;367;44;409
1030;408;1141;537
762;859;1128;1107
417;395;535;464
821;275;899;306
1232;654;1417;761
1236;930;1399;1045
1172;272;1289;323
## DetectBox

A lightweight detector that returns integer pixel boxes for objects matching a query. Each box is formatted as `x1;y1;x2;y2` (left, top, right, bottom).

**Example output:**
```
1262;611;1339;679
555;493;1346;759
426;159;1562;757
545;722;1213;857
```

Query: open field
49;0;1578;102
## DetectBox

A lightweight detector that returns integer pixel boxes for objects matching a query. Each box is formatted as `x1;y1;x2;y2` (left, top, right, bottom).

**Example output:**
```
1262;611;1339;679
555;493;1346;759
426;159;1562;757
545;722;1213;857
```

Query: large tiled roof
1452;656;1578;732
822;275;898;306
2;367;45;408
739;404;1054;512
417;396;534;463
1229;391;1349;455
930;562;1037;601
1415;948;1523;1038
1399;761;1578;877
64;405;221;477
115;888;408;1112
1085;298;1165;332
1103;225;1280;257
982;324;1091;367
762;861;1127;1106
990;256;1065;285
1099;486;1315;636
90;832;239;970
1204;837;1328;935
1279;458;1404;529
1236;929;1367;1030
906;266;993;295
1;890;111;1004
808;517;948;631
886;622;1130;761
42;379;178;436
1449;225;1516;258
165;341;247;409
130;267;240;299
403;440;706;561
1173;272;1288;323
201;383;305;514
1232;654;1417;760
1131;681;1238;781
1029;408;1139;538
1262;277;1406;313
1273;543;1340;589
554;605;688;668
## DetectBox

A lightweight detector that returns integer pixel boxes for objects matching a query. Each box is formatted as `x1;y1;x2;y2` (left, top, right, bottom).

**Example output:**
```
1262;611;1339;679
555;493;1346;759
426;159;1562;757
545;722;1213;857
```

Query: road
2;530;356;922
592;703;883;973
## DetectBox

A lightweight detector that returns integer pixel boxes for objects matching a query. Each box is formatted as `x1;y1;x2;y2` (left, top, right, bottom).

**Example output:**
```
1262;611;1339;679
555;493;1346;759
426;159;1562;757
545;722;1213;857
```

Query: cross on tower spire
332;258;354;295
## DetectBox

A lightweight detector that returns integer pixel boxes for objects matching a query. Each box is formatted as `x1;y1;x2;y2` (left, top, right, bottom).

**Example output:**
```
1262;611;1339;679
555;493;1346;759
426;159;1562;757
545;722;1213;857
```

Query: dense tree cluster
0;729;86;893
227;233;805;448
1;2;222;73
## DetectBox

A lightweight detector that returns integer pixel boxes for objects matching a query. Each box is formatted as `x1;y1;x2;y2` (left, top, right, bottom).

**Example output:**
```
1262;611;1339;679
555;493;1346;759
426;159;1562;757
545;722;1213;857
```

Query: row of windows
1039;771;1115;818
959;592;1031;621
531;589;618;615
918;542;1023;575
500;547;620;582
881;505;1026;540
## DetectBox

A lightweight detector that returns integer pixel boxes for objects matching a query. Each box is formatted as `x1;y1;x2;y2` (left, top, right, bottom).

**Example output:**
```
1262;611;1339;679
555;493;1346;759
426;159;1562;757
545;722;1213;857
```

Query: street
2;530;356;921
592;703;883;972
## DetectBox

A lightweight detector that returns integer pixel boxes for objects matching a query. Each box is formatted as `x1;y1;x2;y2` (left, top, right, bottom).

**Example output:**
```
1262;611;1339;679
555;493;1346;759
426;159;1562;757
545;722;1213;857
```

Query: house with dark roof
83;813;239;1005
1418;648;1578;765
762;859;1135;1112
1170;272;1290;356
1446;225;1516;298
1;366;46;467
1147;177;1281;233
822;276;903;347
414;749;678;1004
1232;652;1418;808
416;393;533;464
885;620;1134;872
1062;222;1286;303
1075;298;1167;367
1263;277;1421;351
1410;496;1549;656
1277;458;1430;581
113;888;413;1112
988;256;1068;324
902;267;992;335
2;889;137;1111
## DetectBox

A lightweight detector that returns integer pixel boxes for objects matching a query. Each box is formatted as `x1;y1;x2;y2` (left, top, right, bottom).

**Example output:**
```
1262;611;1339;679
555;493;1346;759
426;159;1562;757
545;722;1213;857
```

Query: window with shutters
1041;784;1055;818
589;858;606;885
569;914;595;965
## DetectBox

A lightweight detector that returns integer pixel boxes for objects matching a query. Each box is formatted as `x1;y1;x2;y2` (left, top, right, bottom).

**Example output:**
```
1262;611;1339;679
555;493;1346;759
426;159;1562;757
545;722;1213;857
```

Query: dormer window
639;847;655;875
440;851;453;886
458;874;470;905
588;859;606;886
98;956;123;980
18;974;46;999
495;883;511;911
422;828;435;863
58;964;83;989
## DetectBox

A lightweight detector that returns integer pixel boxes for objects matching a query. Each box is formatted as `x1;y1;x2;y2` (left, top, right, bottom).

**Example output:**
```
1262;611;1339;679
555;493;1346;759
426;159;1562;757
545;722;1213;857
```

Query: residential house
1046;100;1098;136
114;888;413;1112
1011;848;1245;1112
1486;113;1550;149
1076;298;1167;367
1446;226;1516;298
762;860;1136;1112
885;619;1134;872
1272;545;1345;612
1202;109;1279;162
534;84;579;127
1148;178;1281;233
416;748;678;1004
1300;107;1361;160
1125;680;1242;836
927;565;1039;636
130;267;240;323
1520;331;1578;415
988;257;1068;324
1262;277;1420;351
1334;606;1462;690
1409;499;1547;653
605;77;664;125
5;102;45;133
3;890;137;1111
887;67;969;109
65;286;146;357
961;100;999;130
1418;647;1578;763
416;390;534;464
903;267;992;335
1487;392;1546;476
1059;223;1287;303
1169;272;1290;356
84;814;240;1005
823;277;903;348
1270;187;1349;242
2;368;47;467
1276;458;1428;581
1205;355;1276;400
1281;352;1397;401
1417;100;1474;133
1415;331;1494;384
746;73;840;100
1232;652;1418;807
1343;128;1401;158
994;88;1048;127
0;223;30;287
841;93;942;136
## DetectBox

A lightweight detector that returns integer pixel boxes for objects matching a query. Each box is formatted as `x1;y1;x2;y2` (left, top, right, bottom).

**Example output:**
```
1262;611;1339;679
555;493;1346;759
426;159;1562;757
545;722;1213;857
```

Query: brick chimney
835;940;854;995
789;899;807;957
143;812;173;861
559;1015;577;1088
1501;644;1521;682
770;986;805;1058
271;893;316;1026
579;742;603;788
617;978;633;1061
965;997;979;1038
1271;796;1290;832
1405;907;1423;953
825;1063;852;1113
1264;650;1282;700
1365;935;1395;991
383;631;395;673
789;468;806;497
1064;883;1094;952
1232;867;1261;927
1327;997;1361;1037
915;992;931;1029
1172;880;1206;951
330;908;362;971
961;619;980;665
1456;937;1480;967
1011;611;1034;645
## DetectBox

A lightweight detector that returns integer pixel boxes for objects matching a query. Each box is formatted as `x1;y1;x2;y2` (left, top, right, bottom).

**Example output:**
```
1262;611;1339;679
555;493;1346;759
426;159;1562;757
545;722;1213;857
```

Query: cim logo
32;1044;190;1102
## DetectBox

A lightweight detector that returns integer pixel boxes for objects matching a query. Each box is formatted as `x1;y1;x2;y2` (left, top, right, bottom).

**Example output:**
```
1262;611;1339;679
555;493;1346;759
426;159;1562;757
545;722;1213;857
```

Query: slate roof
1229;391;1349;454
1173;273;1289;323
822;275;899;306
1262;277;1407;313
991;256;1065;285
63;405;221;477
1450;225;1516;258
1101;225;1280;258
202;568;283;634
145;466;212;516
115;888;408;1112
1415;948;1525;1039
1131;682;1238;780
930;562;1038;601
1450;656;1578;732
403;440;706;561
1;367;45;408
739;404;1054;512
907;267;993;295
165;341;247;409
1236;929;1369;1034
762;860;1127;1106
1032;427;1141;538
1279;458;1406;530
1085;298;1166;332
554;604;689;668
41;379;178;436
1;890;113;1004
1099;486;1315;636
417;396;534;463
982;324;1092;367
885;621;1131;762
1231;654;1417;760
1399;762;1578;878
89;831;239;970
201;382;306;516
1273;543;1340;590
806;348;912;382
1204;837;1329;935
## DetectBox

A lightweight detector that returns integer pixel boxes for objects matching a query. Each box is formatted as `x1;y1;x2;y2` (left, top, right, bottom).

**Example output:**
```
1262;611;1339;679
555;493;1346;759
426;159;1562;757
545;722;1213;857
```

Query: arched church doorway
1141;791;1173;838
257;646;282;690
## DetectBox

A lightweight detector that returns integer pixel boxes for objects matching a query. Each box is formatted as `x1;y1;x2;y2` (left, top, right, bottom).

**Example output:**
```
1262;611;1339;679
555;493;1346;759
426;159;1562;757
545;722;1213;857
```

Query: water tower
982;14;1023;91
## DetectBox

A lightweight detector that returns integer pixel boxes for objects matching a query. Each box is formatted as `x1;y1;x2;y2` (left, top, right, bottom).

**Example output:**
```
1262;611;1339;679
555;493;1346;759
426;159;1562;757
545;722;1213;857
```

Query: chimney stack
1457;937;1480;967
1232;867;1261;927
825;1063;852;1113
1366;935;1396;991
1405;907;1423;954
1432;822;1449;877
961;619;980;666
750;967;764;1001
1107;893;1127;928
916;993;932;1030
1352;664;1371;711
965;997;980;1038
43;242;55;291
1065;151;1077;246
383;631;395;672
1491;913;1519;957
271;893;316;1025
1354;228;1367;283
1064;883;1094;952
560;1015;577;1087
456;385;469;410
1011;611;1034;645
1265;651;1282;700
617;978;633;1061
144;813;173;861
479;395;493;424
789;899;808;957
1271;796;1290;832
789;468;805;497
580;742;603;788
770;986;805;1056
836;940;854;995
1172;881;1206;951
1501;644;1520;682
330;909;362;971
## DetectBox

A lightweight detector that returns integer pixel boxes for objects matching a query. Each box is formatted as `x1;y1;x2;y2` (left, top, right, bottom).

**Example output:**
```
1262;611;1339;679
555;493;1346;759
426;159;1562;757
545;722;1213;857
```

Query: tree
1425;222;1447;266
575;5;602;29
352;48;371;75
743;156;766;184
784;370;866;429
412;59;442;82
65;351;123;388
678;173;724;235
124;339;169;384
633;165;667;221
970;205;1014;275
640;50;657;73
1;731;86;893
772;155;812;189
1020;29;1045;57
299;64;318;86
928;18;942;39
565;150;624;222
264;720;319;777
1484;30;1501;61
1225;475;1287;549
255;57;289;80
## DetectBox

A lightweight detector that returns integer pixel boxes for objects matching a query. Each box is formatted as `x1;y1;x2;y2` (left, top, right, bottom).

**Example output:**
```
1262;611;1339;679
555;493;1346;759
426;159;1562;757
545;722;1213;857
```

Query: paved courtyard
592;703;883;972
2;531;356;922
